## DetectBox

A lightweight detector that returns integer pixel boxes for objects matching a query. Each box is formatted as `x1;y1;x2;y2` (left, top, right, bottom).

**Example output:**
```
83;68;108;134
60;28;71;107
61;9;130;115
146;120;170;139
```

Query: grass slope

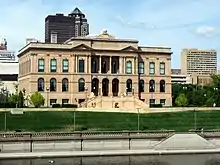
0;110;220;132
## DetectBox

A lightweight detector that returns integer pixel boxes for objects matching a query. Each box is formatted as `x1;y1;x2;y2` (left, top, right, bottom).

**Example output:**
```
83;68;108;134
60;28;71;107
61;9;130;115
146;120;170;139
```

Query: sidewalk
1;149;220;160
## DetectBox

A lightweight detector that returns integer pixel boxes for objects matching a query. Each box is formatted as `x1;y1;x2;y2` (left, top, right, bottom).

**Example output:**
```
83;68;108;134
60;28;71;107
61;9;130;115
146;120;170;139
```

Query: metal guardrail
0;130;175;139
1;130;220;140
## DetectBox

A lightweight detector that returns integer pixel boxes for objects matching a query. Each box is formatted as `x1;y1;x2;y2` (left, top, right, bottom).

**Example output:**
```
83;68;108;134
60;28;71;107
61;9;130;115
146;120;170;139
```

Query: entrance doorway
102;78;109;96
91;78;99;96
112;78;119;96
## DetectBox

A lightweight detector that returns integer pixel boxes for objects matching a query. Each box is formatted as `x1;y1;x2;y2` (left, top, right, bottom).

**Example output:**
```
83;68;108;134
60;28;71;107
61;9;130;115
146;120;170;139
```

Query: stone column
119;57;123;74
87;55;91;73
75;55;77;73
134;56;139;74
134;56;136;74
30;55;34;73
109;82;112;96
99;85;102;96
109;56;112;74
99;56;102;73
124;57;126;74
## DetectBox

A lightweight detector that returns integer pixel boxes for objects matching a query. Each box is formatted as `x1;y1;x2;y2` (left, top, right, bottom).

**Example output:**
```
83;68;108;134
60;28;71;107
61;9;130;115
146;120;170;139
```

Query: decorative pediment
71;44;93;50
121;46;138;52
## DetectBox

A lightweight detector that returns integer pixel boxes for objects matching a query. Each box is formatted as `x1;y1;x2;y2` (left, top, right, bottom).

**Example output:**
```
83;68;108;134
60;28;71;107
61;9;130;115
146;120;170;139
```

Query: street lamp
85;86;88;108
4;111;7;131
193;109;197;131
74;98;77;132
46;87;50;107
93;86;96;96
137;108;141;133
214;87;218;107
22;88;26;107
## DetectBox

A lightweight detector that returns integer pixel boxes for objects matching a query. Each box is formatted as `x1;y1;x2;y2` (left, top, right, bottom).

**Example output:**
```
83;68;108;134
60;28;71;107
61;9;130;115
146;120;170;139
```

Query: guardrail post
128;132;131;150
80;133;83;151
30;133;33;152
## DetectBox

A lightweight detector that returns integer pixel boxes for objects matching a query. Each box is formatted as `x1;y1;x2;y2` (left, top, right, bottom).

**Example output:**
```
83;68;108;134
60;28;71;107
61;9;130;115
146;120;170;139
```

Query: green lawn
0;110;220;132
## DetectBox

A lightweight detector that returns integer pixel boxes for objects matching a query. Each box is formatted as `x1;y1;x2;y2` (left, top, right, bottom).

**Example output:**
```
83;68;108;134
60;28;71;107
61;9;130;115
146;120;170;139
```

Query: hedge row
150;104;163;108
52;104;78;108
0;103;19;108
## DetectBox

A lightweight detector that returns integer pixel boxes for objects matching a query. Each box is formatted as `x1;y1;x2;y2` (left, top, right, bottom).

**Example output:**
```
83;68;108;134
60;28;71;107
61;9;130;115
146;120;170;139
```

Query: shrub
52;104;61;108
30;92;45;108
62;104;77;108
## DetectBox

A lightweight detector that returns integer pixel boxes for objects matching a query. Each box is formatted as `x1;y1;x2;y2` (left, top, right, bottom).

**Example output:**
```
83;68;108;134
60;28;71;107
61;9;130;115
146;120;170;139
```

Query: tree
18;91;24;108
30;92;45;108
175;93;188;107
13;83;19;94
8;93;19;104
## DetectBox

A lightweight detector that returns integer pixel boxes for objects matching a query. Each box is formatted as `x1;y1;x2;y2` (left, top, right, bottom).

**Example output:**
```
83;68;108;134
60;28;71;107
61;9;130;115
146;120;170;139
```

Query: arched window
160;80;165;92
126;61;132;74
37;78;44;91
149;80;155;92
50;78;56;92
78;78;85;92
62;78;68;92
139;80;144;92
126;79;132;92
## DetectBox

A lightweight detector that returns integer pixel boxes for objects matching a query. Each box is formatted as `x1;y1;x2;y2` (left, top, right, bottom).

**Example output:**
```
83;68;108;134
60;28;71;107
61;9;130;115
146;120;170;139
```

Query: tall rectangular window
50;99;57;105
62;99;69;104
62;59;69;72
126;61;132;74
78;59;85;73
149;99;155;105
138;62;144;74
160;62;165;75
75;25;78;37
149;62;155;75
160;99;166;106
50;59;57;72
38;59;44;72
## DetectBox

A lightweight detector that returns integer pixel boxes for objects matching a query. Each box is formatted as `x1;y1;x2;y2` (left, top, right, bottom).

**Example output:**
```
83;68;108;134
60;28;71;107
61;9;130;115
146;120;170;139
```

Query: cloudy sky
0;0;220;68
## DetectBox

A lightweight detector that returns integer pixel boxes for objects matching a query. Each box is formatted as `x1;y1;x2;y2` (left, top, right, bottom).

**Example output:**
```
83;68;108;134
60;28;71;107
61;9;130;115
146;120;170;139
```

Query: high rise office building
181;49;217;75
45;8;89;44
0;38;18;94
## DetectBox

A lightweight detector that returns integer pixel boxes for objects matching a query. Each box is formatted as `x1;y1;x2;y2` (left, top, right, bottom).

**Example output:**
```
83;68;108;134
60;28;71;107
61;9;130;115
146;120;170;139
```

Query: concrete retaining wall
0;139;160;153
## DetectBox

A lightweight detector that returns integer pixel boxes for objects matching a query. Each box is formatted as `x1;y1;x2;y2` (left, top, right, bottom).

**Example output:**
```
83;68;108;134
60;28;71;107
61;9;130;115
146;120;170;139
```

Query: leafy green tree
209;74;220;106
7;91;25;108
30;92;45;108
0;80;7;103
8;93;19;104
172;84;182;106
18;91;24;108
175;93;188;107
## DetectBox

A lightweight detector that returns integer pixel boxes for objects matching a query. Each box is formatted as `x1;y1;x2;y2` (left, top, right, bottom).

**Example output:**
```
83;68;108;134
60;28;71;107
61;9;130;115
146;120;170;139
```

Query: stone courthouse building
17;30;172;110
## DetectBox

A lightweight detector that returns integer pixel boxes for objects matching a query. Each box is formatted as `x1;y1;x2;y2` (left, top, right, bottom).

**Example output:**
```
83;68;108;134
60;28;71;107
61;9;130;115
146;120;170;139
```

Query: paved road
0;139;160;153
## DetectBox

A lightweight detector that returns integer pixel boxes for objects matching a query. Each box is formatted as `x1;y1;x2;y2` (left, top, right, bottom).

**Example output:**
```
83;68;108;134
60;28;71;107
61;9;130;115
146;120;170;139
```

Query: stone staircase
81;94;149;111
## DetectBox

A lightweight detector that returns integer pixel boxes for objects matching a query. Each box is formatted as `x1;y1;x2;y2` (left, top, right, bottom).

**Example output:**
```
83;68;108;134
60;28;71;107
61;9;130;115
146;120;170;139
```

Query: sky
1;0;220;68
